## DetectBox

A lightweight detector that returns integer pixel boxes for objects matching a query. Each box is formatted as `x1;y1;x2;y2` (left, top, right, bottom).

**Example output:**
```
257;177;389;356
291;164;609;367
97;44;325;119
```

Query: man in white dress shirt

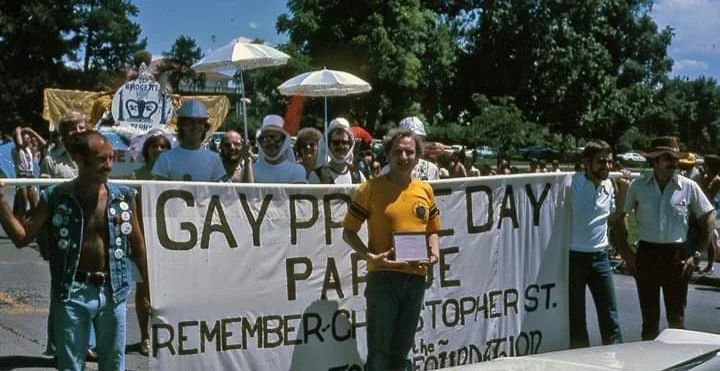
615;136;715;340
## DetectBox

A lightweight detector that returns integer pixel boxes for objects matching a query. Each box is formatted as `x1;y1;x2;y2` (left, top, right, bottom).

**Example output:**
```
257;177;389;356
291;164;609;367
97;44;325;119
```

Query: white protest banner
142;173;572;370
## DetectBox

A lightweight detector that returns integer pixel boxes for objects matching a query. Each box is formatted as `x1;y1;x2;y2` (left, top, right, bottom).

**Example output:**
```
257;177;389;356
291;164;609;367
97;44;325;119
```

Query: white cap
260;114;288;136
399;116;426;137
329;117;350;129
262;114;285;130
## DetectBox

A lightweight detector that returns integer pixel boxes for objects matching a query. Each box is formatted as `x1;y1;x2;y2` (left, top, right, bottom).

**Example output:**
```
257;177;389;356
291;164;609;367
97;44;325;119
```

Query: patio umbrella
277;68;371;143
192;37;290;140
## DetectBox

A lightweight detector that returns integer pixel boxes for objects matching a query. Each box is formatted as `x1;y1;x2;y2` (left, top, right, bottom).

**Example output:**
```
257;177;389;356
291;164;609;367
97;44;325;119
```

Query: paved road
583;271;720;345
0;239;147;371
0;238;718;370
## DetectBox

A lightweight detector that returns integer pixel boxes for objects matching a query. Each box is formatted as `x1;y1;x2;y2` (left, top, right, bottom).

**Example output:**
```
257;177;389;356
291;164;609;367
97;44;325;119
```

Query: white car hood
448;329;720;371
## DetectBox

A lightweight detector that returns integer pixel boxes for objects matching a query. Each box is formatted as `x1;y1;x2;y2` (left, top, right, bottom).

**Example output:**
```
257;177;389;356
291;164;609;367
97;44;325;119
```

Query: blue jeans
365;271;425;371
569;250;623;348
45;300;96;356
51;280;127;371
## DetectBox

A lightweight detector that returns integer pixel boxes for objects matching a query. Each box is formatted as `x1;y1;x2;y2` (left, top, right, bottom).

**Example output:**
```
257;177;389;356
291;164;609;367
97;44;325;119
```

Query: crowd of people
3;99;720;370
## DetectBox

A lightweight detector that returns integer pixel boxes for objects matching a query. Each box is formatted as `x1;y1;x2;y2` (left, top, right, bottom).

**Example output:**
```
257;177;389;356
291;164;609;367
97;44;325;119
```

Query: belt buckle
89;272;106;285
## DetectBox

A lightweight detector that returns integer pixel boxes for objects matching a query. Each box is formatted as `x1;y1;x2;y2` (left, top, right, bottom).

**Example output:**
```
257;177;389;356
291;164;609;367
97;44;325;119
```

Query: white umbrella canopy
192;37;290;72
277;68;371;97
277;68;371;145
192;37;290;140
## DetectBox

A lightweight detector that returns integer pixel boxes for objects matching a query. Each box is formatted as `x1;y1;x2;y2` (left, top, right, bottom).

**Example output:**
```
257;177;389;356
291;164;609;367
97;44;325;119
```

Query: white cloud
249;22;258;29
652;0;720;56
673;59;709;71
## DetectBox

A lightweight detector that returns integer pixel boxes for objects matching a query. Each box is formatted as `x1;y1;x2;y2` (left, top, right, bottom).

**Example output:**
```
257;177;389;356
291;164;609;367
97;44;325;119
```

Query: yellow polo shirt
343;176;441;275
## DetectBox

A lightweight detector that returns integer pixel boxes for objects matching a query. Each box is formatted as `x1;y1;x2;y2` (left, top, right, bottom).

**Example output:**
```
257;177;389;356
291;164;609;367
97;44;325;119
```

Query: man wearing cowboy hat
252;114;307;183
614;136;715;340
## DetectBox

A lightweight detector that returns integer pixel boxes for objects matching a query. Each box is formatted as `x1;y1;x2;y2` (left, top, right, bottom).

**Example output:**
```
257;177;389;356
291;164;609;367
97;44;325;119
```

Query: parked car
617;152;646;163
473;145;497;159
518;145;560;160
446;329;720;371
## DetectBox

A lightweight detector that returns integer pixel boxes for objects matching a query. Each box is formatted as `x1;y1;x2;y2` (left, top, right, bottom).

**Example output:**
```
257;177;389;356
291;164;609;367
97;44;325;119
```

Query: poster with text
142;174;572;370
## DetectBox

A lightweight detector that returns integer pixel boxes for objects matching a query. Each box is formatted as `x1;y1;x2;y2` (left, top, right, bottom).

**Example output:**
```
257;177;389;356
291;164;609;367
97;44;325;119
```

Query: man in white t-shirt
252;115;307;184
152;100;225;181
567;140;624;349
380;116;439;181
308;117;366;184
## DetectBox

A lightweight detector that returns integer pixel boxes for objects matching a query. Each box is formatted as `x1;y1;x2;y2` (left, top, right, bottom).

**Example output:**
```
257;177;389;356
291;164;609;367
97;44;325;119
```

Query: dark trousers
569;250;623;348
635;241;690;340
365;271;425;371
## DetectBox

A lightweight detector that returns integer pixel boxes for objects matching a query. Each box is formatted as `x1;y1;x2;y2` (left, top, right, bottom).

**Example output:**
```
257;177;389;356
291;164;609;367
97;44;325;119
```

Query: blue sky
133;0;720;81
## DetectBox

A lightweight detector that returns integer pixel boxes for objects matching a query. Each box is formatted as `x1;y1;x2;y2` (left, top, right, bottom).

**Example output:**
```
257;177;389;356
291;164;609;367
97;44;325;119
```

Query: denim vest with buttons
42;182;137;303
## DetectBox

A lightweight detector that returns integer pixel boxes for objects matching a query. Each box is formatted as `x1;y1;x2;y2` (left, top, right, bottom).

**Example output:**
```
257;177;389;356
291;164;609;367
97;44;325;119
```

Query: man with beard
252;115;307;183
220;130;254;182
615;136;714;340
308;117;365;184
0;131;149;370
38;111;97;362
152;100;225;181
567;140;624;348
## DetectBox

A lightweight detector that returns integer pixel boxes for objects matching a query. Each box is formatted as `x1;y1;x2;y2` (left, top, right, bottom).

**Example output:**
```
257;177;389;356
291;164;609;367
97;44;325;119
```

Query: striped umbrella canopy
192;37;290;72
192;37;290;140
277;68;371;97
277;68;371;143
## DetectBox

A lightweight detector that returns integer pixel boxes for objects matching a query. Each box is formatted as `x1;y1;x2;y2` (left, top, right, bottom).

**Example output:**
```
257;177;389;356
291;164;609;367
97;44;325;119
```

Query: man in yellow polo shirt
343;128;441;371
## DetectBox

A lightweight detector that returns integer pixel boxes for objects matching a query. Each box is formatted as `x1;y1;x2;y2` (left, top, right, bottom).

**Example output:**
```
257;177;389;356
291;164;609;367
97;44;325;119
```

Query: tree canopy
4;0;720;156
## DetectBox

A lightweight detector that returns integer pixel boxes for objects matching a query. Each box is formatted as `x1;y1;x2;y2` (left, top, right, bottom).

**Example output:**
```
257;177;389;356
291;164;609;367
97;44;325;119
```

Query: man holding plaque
343;128;441;371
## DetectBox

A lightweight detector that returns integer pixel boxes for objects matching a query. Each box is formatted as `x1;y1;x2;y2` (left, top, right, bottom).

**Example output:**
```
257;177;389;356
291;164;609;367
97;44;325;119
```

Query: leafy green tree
468;95;539;162
652;77;720;153
277;0;457;132
452;1;672;141
0;1;80;130
75;0;147;84
160;35;205;92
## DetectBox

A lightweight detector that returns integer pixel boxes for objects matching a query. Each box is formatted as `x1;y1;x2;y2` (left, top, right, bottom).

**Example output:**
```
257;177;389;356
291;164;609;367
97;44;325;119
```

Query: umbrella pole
235;84;240;132
323;96;328;147
240;68;249;141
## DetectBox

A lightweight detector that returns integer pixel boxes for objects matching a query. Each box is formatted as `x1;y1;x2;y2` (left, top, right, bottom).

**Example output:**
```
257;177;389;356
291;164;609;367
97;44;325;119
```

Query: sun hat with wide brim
678;152;697;166
639;136;687;159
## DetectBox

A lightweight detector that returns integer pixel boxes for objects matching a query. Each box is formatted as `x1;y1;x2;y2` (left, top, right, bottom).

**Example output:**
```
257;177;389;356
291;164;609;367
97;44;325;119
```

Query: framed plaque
392;232;429;262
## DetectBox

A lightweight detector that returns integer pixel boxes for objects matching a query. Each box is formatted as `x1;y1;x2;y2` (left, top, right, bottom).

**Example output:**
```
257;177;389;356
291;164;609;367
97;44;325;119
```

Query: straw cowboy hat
639;136;687;159
678;153;697;167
